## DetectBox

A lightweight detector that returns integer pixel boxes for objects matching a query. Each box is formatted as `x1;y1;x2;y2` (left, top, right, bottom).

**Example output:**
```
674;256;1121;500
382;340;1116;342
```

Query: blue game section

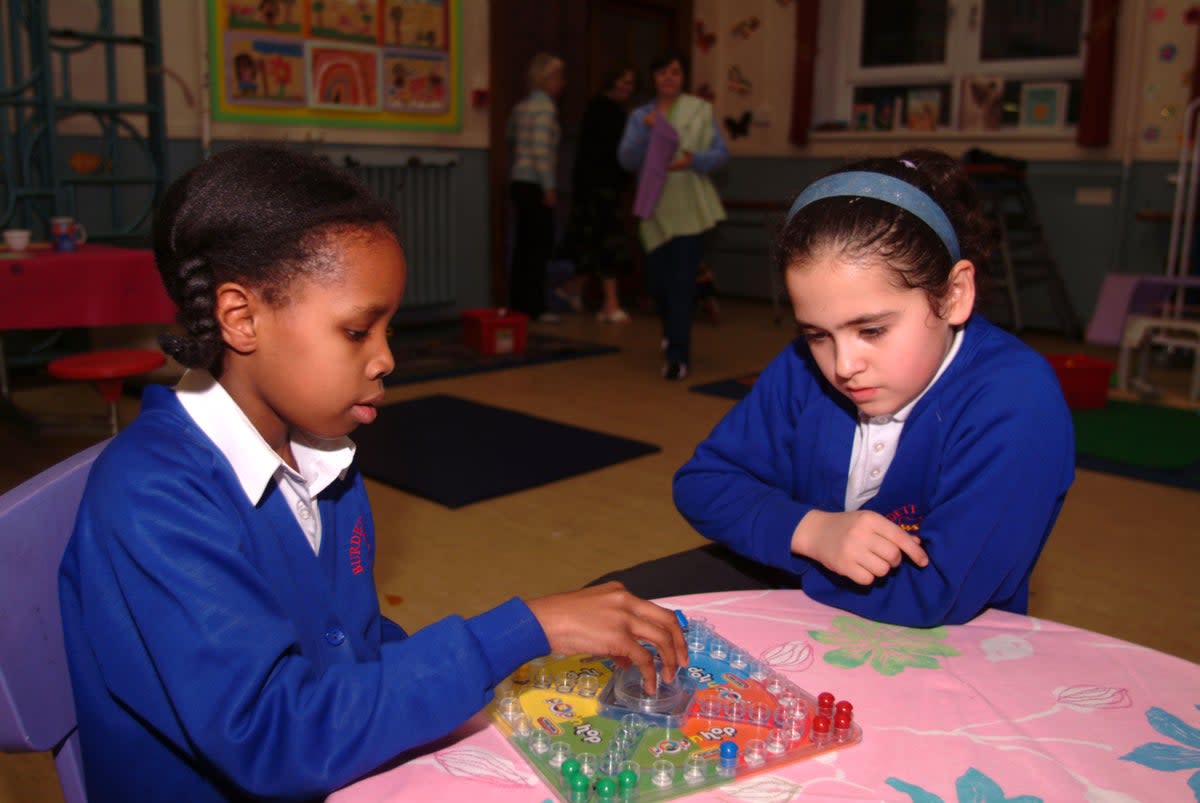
488;617;863;802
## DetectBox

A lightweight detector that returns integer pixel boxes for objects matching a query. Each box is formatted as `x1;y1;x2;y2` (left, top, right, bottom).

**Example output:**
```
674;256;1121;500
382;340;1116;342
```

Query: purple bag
633;117;679;220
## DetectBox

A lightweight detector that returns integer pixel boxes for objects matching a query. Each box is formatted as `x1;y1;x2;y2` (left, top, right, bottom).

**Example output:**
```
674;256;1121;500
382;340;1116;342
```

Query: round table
329;589;1200;802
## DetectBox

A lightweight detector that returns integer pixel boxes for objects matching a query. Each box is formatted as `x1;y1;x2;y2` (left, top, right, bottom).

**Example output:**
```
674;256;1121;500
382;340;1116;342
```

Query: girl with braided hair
59;144;685;802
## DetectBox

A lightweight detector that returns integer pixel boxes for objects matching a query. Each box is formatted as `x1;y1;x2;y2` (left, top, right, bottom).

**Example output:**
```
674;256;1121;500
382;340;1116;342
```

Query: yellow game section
539;653;613;684
517;686;603;735
490;654;612;738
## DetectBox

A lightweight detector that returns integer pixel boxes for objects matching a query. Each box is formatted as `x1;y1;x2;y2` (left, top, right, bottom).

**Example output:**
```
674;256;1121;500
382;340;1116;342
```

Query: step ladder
966;162;1081;338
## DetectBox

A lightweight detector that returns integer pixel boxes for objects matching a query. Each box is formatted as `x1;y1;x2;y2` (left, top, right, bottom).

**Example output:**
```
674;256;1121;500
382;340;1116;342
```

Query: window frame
817;0;1090;132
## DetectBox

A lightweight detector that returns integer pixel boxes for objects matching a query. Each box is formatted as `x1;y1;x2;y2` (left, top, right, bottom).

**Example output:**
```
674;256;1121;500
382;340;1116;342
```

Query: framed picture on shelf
959;75;1004;130
1019;82;1067;129
905;88;941;131
873;95;903;131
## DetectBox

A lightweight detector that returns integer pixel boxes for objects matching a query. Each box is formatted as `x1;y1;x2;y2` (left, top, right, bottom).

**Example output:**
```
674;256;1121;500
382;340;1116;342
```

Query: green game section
512;717;741;802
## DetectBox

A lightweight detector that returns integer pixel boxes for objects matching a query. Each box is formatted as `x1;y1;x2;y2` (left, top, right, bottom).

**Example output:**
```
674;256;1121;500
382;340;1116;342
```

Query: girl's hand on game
527;582;687;694
791;509;928;585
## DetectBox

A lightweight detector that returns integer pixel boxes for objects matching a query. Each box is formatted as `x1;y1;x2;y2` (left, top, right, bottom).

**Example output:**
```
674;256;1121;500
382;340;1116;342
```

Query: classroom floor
2;298;1197;803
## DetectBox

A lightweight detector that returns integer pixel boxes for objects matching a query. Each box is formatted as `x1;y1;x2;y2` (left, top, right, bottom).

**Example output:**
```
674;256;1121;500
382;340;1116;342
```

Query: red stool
47;349;166;434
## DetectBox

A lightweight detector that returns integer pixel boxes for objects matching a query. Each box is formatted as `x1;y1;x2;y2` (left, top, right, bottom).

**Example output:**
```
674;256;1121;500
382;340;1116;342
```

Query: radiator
339;152;459;309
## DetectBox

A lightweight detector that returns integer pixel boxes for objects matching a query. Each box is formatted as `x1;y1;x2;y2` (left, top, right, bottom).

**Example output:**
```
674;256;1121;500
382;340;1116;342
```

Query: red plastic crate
1045;353;1114;409
461;308;528;355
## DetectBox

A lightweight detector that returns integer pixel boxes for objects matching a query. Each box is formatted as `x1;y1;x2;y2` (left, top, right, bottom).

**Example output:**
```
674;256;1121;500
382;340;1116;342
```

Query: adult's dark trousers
645;233;702;366
509;181;552;318
587;543;798;599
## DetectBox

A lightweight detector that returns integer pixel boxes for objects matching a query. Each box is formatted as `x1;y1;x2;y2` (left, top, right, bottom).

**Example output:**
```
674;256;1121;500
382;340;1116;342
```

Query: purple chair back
0;440;107;803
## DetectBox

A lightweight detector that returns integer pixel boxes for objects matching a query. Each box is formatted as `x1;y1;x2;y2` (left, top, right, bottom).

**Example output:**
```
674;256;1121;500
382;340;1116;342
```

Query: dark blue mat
385;329;618;388
355;394;661;508
689;373;759;400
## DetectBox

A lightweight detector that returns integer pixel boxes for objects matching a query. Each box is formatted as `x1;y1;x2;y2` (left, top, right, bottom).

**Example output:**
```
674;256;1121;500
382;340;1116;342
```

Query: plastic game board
487;614;862;802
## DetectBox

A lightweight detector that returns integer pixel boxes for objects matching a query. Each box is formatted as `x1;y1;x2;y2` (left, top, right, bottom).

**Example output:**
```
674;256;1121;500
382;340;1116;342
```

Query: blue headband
786;171;961;261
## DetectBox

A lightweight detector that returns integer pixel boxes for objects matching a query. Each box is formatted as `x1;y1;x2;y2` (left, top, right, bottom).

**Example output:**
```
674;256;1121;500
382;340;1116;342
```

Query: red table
0;243;176;398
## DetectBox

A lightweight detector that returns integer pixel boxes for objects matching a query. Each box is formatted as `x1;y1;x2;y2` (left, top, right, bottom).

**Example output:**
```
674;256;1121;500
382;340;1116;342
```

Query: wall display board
209;0;461;130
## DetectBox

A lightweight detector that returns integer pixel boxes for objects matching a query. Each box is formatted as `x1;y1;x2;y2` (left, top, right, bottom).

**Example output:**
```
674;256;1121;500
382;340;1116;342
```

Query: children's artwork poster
382;49;448;113
308;43;380;110
210;0;460;130
227;33;306;106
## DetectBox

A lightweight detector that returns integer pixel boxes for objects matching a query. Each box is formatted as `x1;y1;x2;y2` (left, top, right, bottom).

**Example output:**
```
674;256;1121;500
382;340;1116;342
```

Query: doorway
487;0;692;307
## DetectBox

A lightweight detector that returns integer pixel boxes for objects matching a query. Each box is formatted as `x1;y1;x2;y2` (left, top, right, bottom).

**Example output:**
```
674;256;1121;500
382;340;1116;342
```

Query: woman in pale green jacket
618;51;728;380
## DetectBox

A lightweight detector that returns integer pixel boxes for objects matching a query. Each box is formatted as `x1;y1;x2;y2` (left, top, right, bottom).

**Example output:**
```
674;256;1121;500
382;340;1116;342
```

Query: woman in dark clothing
561;65;637;322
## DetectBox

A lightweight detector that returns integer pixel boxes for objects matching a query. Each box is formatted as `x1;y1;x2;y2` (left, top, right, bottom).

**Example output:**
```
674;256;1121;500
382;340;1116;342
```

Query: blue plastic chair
0;440;107;803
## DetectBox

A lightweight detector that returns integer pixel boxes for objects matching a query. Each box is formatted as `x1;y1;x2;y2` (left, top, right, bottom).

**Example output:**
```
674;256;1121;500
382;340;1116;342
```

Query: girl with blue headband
592;149;1074;627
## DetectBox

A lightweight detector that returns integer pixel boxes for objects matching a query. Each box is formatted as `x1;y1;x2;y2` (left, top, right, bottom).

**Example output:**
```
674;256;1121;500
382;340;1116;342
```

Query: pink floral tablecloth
329;589;1200;802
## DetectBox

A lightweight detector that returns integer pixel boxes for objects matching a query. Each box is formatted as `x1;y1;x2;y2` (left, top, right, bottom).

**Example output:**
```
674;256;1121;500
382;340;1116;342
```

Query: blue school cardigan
674;315;1075;627
60;386;549;801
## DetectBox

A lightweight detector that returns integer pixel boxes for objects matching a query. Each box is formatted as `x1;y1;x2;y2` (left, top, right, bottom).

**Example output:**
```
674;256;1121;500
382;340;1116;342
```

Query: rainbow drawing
308;43;380;111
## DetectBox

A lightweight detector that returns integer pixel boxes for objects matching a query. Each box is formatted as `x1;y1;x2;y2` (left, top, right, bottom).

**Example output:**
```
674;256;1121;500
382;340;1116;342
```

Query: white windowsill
810;128;1077;143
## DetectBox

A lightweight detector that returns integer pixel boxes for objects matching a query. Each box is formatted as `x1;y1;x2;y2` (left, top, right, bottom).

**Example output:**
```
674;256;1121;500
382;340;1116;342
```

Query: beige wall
49;0;489;148
41;0;1197;162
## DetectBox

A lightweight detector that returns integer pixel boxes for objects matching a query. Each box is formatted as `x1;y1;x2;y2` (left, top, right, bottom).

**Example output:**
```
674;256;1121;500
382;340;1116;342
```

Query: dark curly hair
773;148;997;313
154;144;401;376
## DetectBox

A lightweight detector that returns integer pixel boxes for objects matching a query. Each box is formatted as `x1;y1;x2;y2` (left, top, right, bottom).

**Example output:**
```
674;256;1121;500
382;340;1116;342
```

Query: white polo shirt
174;370;355;554
844;328;964;511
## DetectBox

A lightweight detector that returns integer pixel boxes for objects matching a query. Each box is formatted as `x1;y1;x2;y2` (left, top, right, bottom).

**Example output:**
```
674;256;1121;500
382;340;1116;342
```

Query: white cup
3;229;31;251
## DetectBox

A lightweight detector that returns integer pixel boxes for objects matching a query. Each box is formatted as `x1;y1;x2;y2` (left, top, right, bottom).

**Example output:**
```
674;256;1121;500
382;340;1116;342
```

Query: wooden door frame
487;0;513;306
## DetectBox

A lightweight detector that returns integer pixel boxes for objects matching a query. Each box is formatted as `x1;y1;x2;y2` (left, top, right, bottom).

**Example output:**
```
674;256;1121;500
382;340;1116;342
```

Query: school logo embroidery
886;504;923;534
348;516;373;575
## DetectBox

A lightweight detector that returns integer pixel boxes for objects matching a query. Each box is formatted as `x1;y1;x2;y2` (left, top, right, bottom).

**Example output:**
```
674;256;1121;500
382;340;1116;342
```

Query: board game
487;613;862;801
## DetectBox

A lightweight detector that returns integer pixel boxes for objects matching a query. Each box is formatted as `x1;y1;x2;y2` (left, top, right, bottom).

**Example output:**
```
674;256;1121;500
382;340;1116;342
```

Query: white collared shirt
174;370;355;554
844;328;964;511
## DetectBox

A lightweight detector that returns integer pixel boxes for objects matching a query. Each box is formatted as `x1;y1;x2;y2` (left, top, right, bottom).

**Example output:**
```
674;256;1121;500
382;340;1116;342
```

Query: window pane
860;0;947;67
981;0;1084;61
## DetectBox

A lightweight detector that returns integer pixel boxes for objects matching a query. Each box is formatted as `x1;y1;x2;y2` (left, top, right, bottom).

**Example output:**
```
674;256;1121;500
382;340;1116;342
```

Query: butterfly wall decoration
724;111;752;139
731;16;760;39
694;20;716;53
727;65;752;96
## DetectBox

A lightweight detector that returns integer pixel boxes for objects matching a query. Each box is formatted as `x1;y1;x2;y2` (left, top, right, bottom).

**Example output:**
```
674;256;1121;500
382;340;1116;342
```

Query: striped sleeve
526;109;558;189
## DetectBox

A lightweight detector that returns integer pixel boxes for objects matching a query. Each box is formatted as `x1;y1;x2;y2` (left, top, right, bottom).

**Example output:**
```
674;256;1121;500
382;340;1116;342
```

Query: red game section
488;614;861;802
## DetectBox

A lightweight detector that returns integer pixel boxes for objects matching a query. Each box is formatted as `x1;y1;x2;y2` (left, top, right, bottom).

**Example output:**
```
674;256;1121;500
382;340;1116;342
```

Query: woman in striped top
507;53;565;322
